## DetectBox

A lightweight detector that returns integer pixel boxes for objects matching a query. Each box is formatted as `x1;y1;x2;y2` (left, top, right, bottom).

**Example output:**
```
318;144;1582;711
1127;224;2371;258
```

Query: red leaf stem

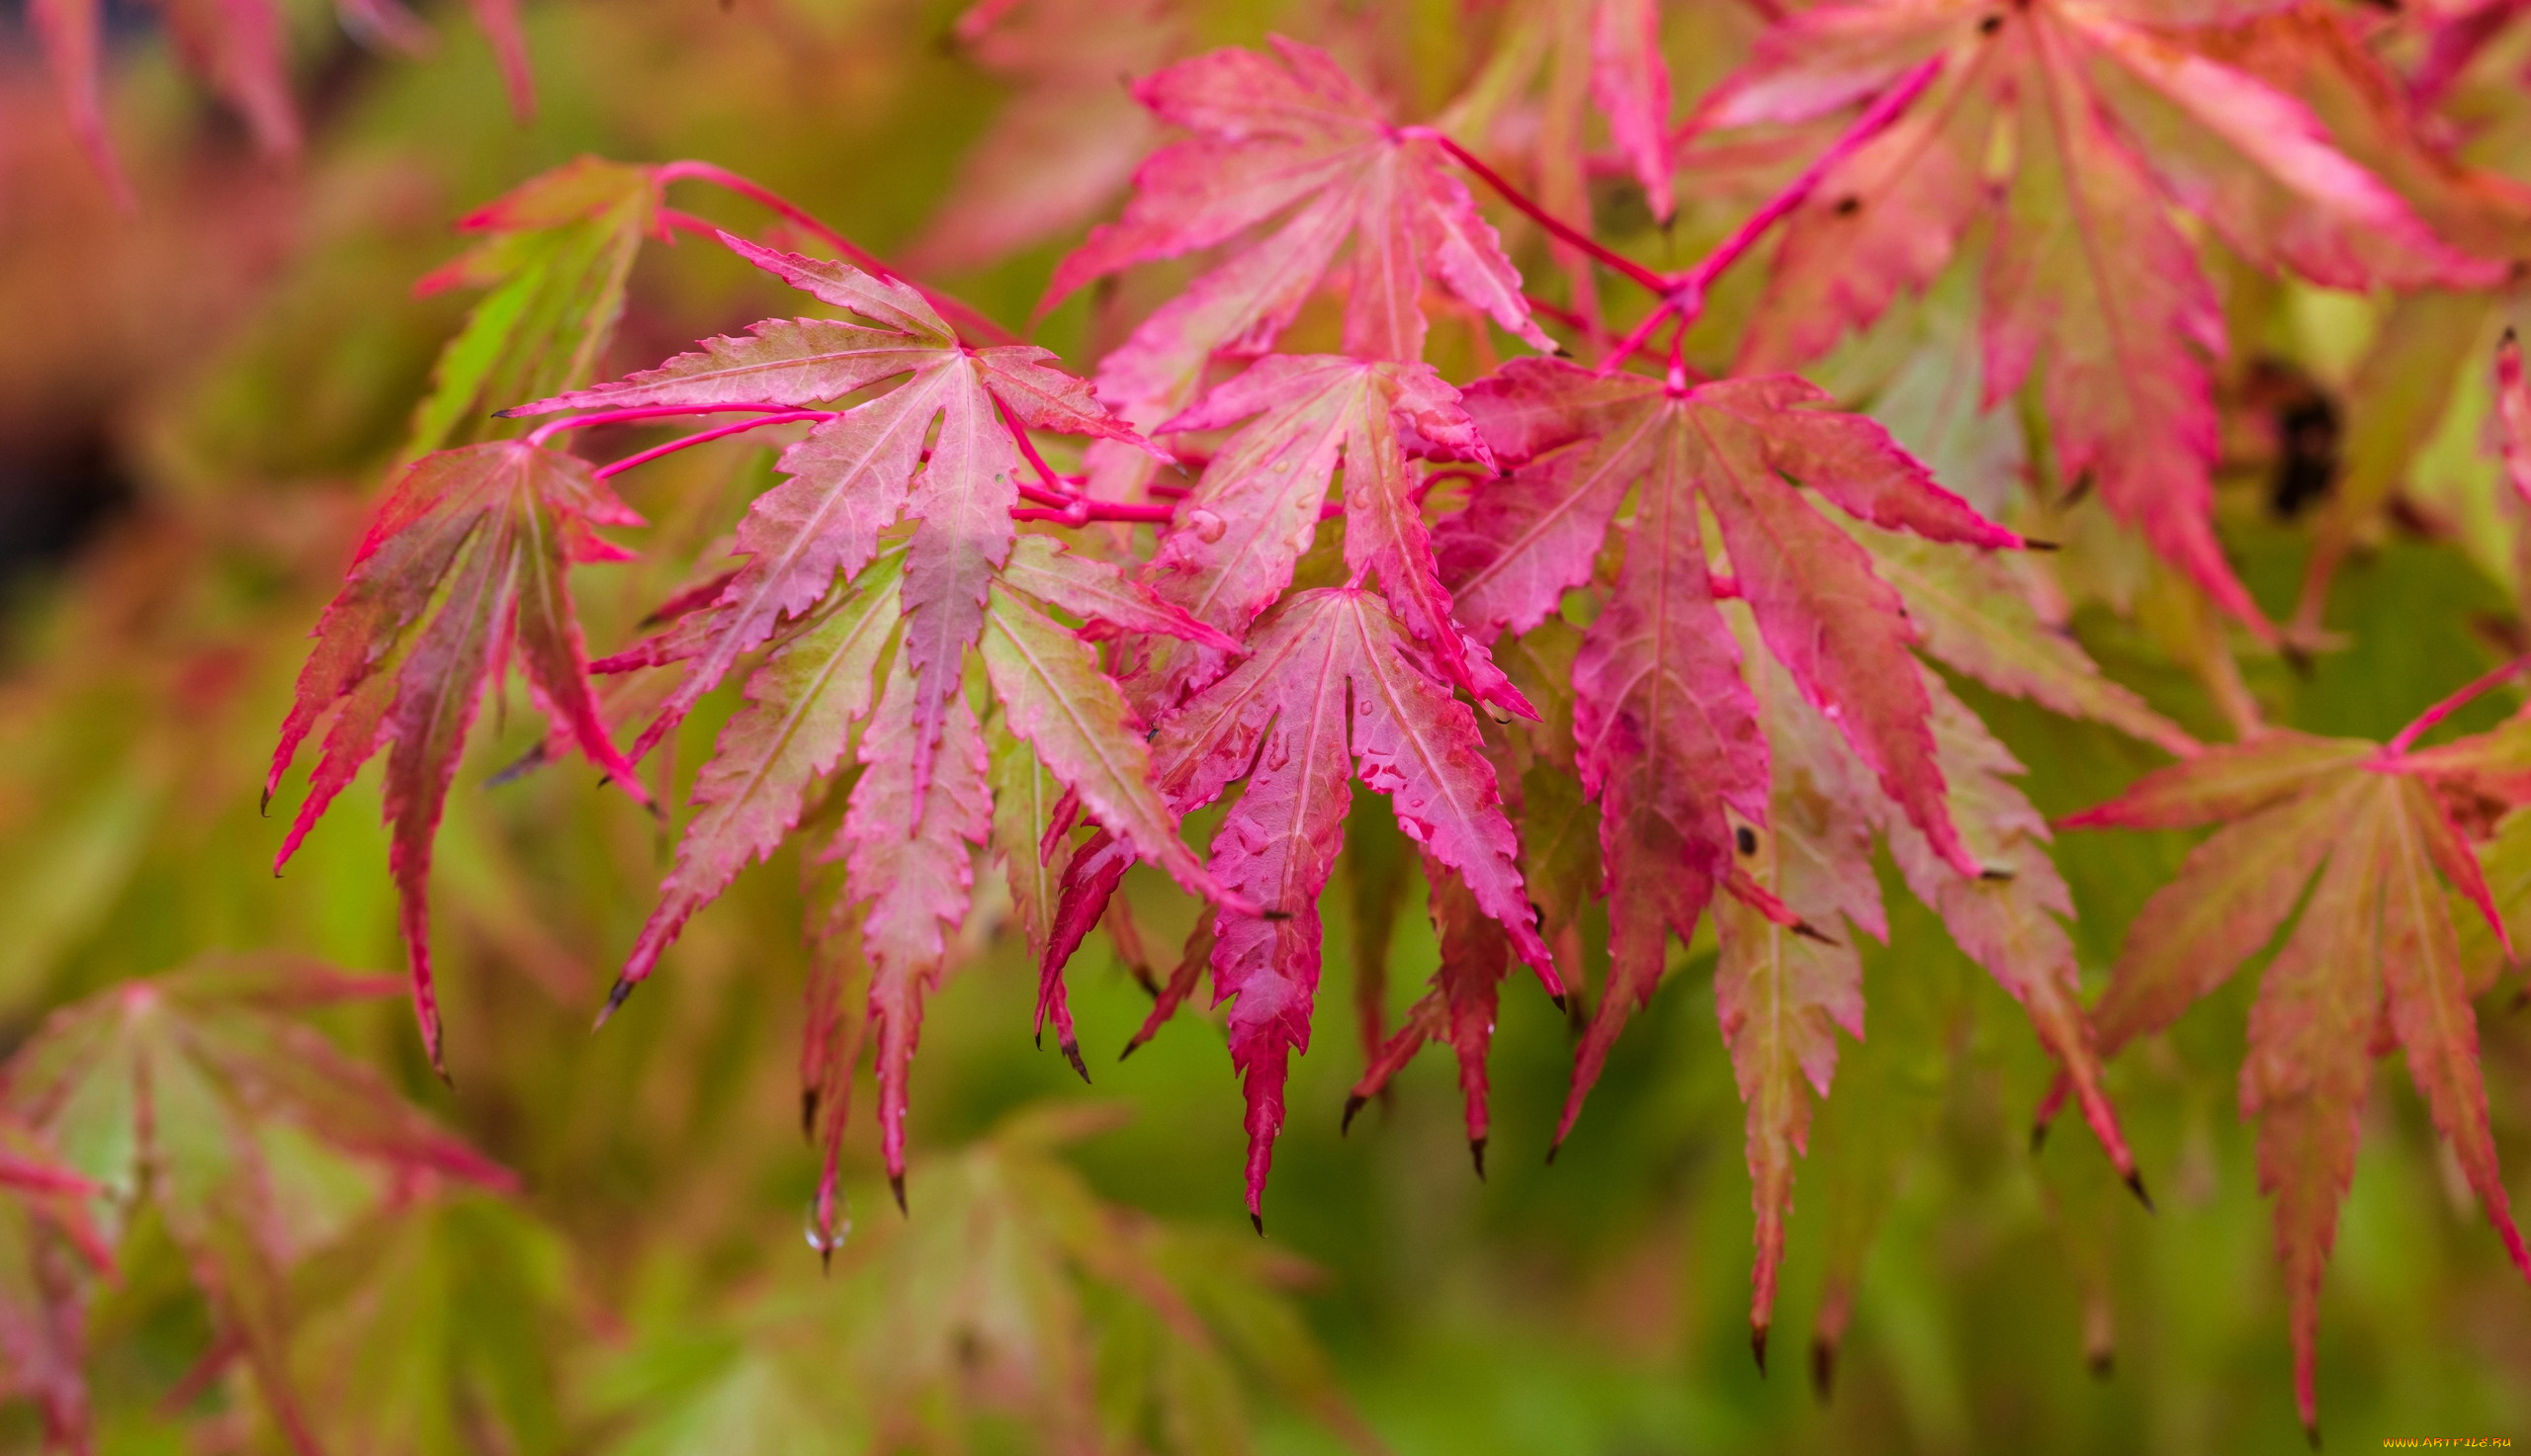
590;411;835;480
1405;128;1673;296
1603;56;1945;375
1012;500;1178;524
521;401;816;446
1669;56;1944;316
657;207;721;241
995;393;1077;500
2385;655;2531;759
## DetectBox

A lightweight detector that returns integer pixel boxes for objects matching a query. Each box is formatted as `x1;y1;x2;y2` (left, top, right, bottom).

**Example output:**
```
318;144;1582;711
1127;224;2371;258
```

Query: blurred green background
1;0;2528;1451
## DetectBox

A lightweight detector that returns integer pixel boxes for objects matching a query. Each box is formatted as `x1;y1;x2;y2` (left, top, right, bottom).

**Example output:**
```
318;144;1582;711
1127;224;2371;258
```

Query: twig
1598;56;1943;378
1402;128;1673;296
1664;56;1943;327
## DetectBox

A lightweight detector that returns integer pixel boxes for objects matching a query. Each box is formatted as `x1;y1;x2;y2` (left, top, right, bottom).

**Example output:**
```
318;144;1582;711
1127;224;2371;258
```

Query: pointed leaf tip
2089;1348;2115;1380
1059;1037;1090;1083
1251;1210;1265;1237
800;1087;818;1140
2125;1169;2155;1213
1340;1093;1366;1135
1810;1337;1837;1402
593;976;635;1030
1469;1137;1487;1180
890;1171;908;1216
1751;1325;1769;1376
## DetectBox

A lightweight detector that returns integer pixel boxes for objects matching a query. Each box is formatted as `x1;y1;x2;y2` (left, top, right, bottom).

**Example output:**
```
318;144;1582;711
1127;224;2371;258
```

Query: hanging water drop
804;1194;850;1258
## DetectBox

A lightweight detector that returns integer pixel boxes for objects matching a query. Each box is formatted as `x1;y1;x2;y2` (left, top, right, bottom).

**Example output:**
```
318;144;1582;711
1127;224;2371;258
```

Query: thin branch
1402;128;1673;296
654;160;1021;346
1523;292;1615;349
1596;56;1943;380
1599;304;1677;377
2386;655;2531;758
590;411;832;481
1661;55;1943;328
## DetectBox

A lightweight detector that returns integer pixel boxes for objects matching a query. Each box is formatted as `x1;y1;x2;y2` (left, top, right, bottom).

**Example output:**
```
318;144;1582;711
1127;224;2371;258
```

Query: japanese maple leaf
0;960;513;1451
1134;354;1529;716
1059;588;1561;1223
495;233;1253;1198
510;235;1146;782
0;1119;101;1452
1434;360;2017;1135
609;536;1236;1195
1040;36;1553;422
1702;0;2494;631
268;440;649;1071
407;157;660;460
1592;0;1677;222
1859;529;2201;759
1723;645;2138;1366
1711;650;1879;1373
2063;730;2531;1441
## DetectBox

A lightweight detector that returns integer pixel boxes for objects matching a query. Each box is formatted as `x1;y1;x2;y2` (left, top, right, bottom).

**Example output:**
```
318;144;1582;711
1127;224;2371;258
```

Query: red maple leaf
1053;587;1560;1224
1436;360;2027;1133
1702;0;2495;632
267;441;648;1071
0;960;512;1451
1041;36;1553;422
1133;354;1530;716
2064;726;2531;1441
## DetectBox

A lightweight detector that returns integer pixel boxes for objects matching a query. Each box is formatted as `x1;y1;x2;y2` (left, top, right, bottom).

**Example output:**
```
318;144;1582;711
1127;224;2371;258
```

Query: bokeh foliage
1;0;2529;1451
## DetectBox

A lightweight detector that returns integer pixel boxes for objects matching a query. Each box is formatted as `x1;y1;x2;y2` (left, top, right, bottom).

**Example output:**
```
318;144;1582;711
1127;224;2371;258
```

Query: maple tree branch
653;160;1022;346
590;411;832;481
1404;128;1673;296
2385;655;2531;757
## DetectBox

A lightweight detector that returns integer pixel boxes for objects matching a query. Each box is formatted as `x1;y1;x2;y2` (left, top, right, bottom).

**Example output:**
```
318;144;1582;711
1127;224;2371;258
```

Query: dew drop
804;1196;850;1256
1188;509;1227;543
